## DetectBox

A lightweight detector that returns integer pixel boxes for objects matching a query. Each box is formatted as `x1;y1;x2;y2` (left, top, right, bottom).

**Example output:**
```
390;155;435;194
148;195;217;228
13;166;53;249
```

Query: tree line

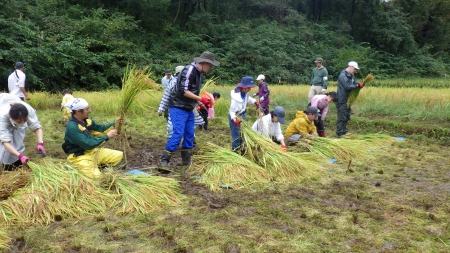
0;0;449;91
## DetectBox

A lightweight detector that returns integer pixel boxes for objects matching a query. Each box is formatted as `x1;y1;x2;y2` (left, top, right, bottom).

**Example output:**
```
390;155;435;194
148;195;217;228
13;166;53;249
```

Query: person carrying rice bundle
252;106;287;151
336;61;364;138
229;76;261;152
284;106;320;144
62;98;123;178
0;93;45;171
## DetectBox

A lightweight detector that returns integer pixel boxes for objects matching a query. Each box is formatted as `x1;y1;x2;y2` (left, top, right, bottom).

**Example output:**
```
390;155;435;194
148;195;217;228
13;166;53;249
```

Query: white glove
260;96;264;101
321;89;326;92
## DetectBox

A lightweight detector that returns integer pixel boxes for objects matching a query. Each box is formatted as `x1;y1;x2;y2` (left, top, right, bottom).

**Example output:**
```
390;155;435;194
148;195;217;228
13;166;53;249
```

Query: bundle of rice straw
0;229;9;251
348;73;374;106
200;76;218;94
0;169;31;199
188;142;270;191
0;161;112;224
239;123;322;183
116;64;156;131
102;169;183;214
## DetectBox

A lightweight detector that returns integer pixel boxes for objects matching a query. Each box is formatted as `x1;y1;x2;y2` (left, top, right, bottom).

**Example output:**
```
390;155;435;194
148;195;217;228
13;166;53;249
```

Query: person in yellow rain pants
60;89;74;123
62;98;123;178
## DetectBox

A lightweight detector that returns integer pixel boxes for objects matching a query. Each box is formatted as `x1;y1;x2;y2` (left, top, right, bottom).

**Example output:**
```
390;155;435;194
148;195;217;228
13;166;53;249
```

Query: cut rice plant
0;161;113;225
0;229;9;251
295;137;366;162
239;123;322;183
0;169;31;199
348;73;374;106
352;133;396;145
188;142;270;191
116;64;157;131
102;169;183;214
200;76;218;94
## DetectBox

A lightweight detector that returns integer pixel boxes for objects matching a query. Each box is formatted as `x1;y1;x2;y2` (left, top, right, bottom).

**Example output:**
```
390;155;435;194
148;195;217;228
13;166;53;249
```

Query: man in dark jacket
336;61;364;137
160;52;220;170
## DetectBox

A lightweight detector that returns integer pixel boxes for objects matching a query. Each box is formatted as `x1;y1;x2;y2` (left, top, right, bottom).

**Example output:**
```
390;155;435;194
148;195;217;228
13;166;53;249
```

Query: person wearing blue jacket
160;52;220;171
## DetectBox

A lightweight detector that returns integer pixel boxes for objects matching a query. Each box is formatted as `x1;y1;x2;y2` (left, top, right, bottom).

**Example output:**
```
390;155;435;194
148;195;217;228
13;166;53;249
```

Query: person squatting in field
160;52;220;171
228;76;261;152
254;74;270;115
60;89;74;123
252;106;287;151
62;98;123;178
284;106;320;144
309;91;338;137
336;61;364;138
0;93;45;170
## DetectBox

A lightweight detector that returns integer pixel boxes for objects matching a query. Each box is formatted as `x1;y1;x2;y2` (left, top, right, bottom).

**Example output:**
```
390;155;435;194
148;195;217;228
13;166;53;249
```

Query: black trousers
198;107;209;130
1;159;23;171
336;103;351;136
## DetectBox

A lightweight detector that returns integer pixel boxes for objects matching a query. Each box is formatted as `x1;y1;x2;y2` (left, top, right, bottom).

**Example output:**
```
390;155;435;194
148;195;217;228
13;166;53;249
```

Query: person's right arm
66;126;110;151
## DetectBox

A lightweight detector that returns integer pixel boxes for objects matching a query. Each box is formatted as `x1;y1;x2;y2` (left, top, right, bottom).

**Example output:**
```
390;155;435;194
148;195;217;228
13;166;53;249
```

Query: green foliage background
1;0;449;91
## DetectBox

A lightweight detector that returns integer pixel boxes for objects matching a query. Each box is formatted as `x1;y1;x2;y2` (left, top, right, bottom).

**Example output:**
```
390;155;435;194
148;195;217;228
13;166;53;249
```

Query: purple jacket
257;82;270;106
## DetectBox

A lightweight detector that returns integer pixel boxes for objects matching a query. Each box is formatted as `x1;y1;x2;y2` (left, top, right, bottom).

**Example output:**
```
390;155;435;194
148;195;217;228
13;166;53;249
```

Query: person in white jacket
252;106;287;151
228;76;260;151
0;93;45;170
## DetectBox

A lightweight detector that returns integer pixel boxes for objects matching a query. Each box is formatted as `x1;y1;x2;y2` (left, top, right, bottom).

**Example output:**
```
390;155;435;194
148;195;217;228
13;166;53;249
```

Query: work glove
233;119;241;127
321;88;326;92
201;97;211;107
254;101;261;107
252;93;258;97
36;142;46;157
357;82;365;88
260;96;264;101
281;145;287;152
18;154;30;165
158;110;163;116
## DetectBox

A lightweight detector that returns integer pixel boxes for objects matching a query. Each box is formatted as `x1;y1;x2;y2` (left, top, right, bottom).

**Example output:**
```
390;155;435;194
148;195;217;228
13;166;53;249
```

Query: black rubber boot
180;149;192;166
159;150;172;173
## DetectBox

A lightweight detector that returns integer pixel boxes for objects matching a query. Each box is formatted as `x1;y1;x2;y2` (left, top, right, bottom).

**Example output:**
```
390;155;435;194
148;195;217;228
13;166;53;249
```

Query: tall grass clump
116;65;158;131
239;123;322;182
188;142;270;191
0;229;9;251
348;73;374;106
102;169;183;214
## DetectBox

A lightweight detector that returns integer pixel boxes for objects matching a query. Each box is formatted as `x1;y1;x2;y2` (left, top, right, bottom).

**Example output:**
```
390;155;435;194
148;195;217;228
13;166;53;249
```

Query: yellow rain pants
67;148;123;179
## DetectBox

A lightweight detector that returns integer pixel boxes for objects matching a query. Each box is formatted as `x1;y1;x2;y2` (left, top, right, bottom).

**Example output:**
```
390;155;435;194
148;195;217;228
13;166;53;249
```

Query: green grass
2;82;450;252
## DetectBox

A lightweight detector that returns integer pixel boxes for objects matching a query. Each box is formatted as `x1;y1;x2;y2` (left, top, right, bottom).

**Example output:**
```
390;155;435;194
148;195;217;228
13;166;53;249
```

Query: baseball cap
348;61;359;70
165;69;172;74
256;74;265;81
314;58;323;63
15;62;24;69
273;106;286;124
305;106;321;117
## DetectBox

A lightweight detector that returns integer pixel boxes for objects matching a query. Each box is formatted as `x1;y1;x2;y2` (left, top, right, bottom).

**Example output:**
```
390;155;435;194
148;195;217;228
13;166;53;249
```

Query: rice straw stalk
348;73;374;106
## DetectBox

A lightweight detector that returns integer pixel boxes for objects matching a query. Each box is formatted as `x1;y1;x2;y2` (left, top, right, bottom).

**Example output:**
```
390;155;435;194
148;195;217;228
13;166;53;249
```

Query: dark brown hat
194;51;220;66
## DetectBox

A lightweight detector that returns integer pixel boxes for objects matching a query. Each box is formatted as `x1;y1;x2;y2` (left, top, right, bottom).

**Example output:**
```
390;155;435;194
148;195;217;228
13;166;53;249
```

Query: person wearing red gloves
252;106;287;151
229;76;260;152
0;93;45;170
160;52;220;170
336;61;364;138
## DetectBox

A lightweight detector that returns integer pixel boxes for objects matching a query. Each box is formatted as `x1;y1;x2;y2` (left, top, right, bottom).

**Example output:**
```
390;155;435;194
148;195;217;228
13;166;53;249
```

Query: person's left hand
255;101;261;107
36;142;46;157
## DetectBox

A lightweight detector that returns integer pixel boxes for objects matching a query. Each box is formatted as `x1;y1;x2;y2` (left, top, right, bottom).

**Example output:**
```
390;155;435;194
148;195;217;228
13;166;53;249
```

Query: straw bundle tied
0;229;9;251
239;123;322;182
0;161;183;225
116;64;156;131
348;73;374;106
188;142;270;191
0;169;31;199
102;169;183;214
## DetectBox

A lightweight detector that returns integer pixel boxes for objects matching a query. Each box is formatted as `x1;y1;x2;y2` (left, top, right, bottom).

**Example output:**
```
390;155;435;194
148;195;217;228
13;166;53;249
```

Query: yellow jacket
285;111;317;138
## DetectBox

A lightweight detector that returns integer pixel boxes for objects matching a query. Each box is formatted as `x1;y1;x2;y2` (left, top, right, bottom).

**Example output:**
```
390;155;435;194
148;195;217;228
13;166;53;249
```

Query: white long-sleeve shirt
228;89;256;120
252;113;284;141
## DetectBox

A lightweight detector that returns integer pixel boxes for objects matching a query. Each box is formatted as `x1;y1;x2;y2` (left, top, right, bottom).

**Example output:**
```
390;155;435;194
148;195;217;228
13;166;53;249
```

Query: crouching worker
62;98;123;179
284;106;320;144
229;76;260;152
252;106;287;151
0;94;45;170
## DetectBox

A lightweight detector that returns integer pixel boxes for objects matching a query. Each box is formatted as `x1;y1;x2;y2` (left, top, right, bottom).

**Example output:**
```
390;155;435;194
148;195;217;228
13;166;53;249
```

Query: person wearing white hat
254;74;270;115
336;61;364;138
62;98;123;178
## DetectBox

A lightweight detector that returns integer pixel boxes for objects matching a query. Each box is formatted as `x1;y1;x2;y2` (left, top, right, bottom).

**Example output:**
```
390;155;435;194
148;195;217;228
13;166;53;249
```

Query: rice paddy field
1;79;450;252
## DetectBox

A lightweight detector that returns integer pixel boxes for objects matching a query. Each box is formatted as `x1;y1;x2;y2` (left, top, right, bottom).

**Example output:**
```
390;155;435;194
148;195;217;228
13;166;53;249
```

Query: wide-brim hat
194;51;220;66
237;76;256;88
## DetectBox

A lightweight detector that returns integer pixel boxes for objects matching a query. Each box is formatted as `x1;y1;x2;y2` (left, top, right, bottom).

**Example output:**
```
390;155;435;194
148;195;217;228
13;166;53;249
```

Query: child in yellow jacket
60;89;74;123
285;106;320;143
